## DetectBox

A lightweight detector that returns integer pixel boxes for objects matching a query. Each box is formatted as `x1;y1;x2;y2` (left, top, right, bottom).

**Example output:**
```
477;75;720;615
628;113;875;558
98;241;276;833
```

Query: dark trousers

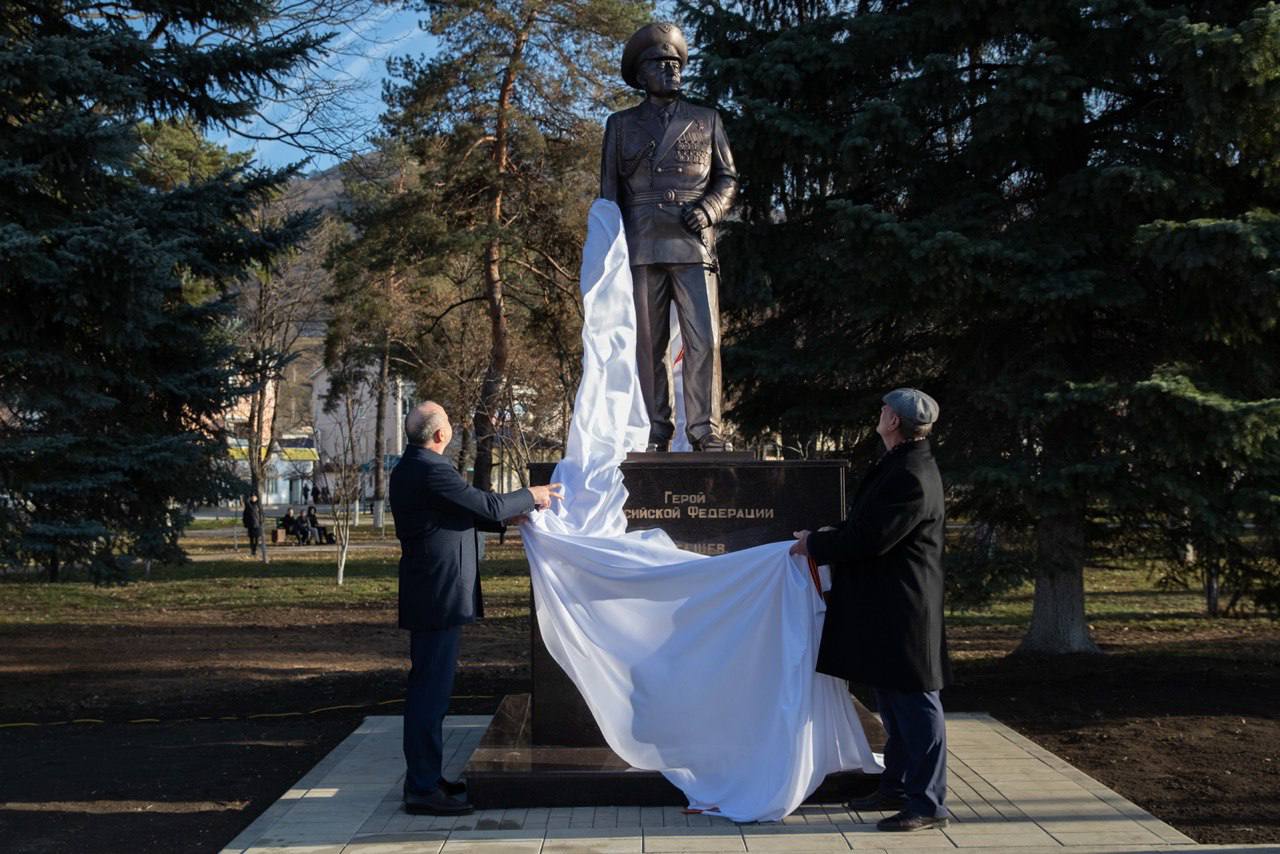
246;528;260;555
876;687;948;818
403;626;461;796
631;263;722;445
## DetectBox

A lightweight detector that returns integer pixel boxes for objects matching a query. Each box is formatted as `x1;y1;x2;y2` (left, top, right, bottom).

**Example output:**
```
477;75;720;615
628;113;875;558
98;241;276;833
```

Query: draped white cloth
521;199;881;823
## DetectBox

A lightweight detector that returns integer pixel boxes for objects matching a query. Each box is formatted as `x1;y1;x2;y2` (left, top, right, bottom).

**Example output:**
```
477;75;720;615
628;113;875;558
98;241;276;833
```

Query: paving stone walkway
221;713;1278;854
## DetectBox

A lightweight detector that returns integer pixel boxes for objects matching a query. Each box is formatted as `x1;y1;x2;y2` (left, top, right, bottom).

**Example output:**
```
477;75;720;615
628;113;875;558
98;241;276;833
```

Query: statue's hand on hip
682;204;710;233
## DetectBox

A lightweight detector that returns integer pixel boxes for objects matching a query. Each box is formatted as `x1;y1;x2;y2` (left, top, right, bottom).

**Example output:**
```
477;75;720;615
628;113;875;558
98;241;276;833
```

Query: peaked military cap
883;388;940;425
621;22;689;89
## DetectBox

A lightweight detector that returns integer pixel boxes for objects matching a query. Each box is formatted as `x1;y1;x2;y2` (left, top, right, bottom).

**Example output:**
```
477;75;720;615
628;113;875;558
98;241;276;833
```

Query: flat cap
621;22;688;89
883;388;940;425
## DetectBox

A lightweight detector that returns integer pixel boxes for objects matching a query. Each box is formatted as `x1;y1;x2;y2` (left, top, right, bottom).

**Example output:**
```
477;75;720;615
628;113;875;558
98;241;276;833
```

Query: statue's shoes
692;436;731;452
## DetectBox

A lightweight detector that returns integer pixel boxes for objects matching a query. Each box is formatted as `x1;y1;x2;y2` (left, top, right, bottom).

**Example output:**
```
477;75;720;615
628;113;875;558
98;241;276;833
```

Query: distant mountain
287;162;347;214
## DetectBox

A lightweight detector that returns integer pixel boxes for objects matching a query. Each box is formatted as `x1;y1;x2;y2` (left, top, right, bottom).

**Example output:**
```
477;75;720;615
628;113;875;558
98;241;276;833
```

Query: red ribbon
806;556;825;598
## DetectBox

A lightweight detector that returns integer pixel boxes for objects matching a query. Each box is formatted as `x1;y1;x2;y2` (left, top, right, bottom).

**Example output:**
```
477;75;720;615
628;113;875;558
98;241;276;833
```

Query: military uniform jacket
389;445;535;631
808;440;952;693
600;98;737;267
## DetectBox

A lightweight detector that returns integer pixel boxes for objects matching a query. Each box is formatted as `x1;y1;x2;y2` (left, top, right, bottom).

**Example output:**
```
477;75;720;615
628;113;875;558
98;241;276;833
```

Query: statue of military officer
600;22;737;452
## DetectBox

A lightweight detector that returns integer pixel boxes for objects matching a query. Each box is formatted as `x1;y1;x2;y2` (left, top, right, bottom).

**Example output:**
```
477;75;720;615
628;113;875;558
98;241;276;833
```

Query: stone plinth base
465;694;884;809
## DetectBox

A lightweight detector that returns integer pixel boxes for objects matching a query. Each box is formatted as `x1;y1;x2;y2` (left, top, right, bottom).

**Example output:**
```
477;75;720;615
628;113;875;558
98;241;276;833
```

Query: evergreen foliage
380;0;652;489
0;3;322;579
687;0;1280;641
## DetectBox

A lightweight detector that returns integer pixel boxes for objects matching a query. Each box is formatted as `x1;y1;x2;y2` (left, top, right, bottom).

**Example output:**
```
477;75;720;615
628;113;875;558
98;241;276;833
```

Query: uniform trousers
875;687;948;818
403;626;461;796
631;262;722;445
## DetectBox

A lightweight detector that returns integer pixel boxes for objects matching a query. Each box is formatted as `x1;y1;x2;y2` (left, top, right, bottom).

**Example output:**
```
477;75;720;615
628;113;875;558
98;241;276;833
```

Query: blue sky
215;4;678;173
213;6;437;173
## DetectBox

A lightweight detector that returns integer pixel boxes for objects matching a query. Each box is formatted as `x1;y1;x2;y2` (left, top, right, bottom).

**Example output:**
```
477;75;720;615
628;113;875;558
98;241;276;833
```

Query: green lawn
1;536;1273;642
947;565;1276;637
186;516;244;530
0;550;532;624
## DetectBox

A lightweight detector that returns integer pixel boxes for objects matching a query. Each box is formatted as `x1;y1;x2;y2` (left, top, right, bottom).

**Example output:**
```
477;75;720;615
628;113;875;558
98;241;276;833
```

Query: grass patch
2;535;1274;642
0;551;531;625
948;565;1276;636
181;521;431;552
186;517;243;530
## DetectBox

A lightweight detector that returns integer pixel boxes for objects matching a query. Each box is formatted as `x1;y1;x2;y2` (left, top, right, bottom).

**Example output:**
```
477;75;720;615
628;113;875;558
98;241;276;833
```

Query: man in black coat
791;388;951;832
390;401;562;816
241;493;262;556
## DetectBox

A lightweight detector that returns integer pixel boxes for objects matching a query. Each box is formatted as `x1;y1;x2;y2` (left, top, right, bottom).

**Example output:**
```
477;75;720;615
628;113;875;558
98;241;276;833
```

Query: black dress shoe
403;788;474;816
876;811;949;832
645;441;669;453
692;435;731;452
437;776;467;797
844;792;907;812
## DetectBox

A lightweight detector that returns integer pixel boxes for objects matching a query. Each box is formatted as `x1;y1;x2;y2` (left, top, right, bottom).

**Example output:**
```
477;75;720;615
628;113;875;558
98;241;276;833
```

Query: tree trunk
247;380;269;506
252;457;268;565
394;376;404;451
259;519;270;564
372;341;389;533
457;425;473;476
1016;506;1100;654
561;397;570;454
471;17;533;491
46;553;59;583
249;379;273;565
472;360;504;491
1205;564;1220;617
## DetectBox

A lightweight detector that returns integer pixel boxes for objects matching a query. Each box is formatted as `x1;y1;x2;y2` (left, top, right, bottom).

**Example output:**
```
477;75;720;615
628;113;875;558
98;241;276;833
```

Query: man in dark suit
791;388;951;832
600;22;738;452
390;401;562;816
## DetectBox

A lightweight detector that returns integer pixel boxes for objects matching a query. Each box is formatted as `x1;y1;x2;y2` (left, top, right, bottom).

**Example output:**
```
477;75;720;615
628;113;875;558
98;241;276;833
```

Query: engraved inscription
625;490;775;522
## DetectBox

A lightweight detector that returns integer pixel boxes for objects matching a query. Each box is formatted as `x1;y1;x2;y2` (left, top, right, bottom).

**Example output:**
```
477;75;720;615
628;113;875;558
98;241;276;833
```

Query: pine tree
0;4;322;579
325;146;423;529
381;0;652;490
688;0;1280;647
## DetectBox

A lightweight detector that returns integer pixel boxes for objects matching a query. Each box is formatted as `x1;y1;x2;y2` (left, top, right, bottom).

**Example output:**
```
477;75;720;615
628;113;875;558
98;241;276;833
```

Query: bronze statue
600;22;738;452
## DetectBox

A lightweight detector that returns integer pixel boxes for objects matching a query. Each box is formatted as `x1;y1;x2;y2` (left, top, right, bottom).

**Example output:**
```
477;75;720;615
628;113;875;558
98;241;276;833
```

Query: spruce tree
0;4;322;579
688;0;1280;648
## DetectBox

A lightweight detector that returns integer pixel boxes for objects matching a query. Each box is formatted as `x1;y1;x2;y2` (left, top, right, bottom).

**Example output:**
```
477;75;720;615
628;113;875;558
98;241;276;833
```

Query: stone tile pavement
220;713;1279;854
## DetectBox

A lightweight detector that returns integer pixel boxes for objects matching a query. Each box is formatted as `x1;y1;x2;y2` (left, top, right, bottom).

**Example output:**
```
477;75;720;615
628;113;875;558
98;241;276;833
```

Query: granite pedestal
466;693;886;808
465;452;882;808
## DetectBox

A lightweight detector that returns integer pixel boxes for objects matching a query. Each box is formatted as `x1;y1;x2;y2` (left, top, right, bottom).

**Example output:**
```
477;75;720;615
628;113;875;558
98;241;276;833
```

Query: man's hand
528;482;564;510
682;204;710;232
505;514;529;527
789;530;811;557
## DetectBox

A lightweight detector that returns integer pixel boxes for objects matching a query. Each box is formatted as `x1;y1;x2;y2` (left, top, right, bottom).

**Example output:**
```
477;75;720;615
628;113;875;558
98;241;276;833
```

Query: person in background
280;507;303;544
306;505;323;544
242;493;263;556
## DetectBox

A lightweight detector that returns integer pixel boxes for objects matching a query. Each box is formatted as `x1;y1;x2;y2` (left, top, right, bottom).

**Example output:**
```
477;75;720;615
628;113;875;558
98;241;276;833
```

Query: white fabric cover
522;199;881;823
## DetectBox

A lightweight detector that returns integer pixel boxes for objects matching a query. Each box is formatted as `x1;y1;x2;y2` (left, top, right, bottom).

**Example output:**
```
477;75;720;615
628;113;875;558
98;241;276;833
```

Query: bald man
390;401;562;816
